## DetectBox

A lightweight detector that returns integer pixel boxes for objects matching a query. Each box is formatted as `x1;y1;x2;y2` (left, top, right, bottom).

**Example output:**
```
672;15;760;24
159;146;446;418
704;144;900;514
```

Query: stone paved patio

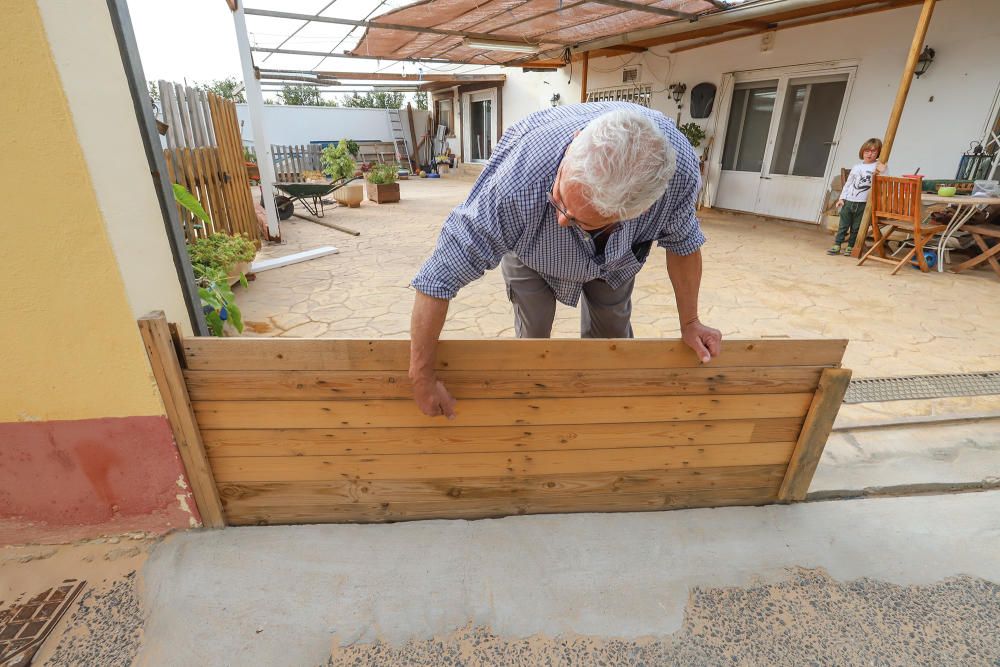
236;175;1000;424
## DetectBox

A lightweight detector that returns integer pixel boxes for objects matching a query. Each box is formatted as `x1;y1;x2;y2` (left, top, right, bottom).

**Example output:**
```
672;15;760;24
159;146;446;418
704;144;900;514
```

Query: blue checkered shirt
412;102;705;306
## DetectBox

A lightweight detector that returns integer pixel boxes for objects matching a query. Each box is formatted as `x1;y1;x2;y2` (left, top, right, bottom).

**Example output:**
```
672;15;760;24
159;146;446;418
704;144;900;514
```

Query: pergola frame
228;0;937;246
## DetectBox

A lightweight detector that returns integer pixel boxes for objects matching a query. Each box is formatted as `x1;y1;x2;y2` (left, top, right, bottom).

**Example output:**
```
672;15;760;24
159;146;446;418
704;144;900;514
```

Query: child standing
828;138;887;255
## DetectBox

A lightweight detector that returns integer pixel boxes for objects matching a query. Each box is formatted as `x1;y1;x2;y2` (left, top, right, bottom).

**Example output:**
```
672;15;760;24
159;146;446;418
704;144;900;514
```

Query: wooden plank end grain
777;367;852;501
138;312;226;528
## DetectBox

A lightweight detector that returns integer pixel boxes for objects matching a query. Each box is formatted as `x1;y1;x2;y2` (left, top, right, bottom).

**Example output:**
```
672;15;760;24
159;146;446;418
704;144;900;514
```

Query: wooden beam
853;0;935;258
580;51;590;103
225;0;236;10
600;44;648;53
778;368;852;501
669;1;920;54
590;0;696;20
287;70;506;83
138;312;226;528
243;8;574;46
517;60;567;69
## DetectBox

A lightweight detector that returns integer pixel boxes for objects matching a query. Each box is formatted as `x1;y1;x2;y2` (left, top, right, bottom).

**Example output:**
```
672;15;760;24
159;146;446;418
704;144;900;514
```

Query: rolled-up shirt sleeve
412;179;522;300
656;161;706;256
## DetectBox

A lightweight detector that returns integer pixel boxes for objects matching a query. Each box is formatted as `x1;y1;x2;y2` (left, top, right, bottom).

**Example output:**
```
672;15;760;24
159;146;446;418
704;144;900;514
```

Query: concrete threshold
134;492;1000;666
811;416;1000;496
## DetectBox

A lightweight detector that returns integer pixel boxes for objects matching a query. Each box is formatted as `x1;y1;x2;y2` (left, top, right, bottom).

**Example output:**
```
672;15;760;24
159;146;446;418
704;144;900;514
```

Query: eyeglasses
547;191;618;239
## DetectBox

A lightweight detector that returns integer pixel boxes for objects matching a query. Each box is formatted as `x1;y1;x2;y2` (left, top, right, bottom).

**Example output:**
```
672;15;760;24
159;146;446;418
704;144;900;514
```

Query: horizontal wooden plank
218;465;786;507
203;418;804;458
182;338;848;371
210;441;796;482
184;366;826;401
193;394;814;430
223;486;781;525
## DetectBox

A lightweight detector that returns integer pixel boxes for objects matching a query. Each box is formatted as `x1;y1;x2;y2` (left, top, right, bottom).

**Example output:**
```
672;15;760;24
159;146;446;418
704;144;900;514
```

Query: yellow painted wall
0;2;164;422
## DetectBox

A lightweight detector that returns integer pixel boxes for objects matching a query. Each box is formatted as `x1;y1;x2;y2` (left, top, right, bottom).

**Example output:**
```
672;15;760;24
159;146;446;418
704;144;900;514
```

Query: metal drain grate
845;372;1000;404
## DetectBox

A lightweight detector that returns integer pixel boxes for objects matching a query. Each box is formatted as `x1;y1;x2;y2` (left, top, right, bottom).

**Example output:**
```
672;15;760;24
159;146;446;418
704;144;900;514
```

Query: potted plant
366;162;400;203
186;233;257;336
322;140;363;208
678;122;707;148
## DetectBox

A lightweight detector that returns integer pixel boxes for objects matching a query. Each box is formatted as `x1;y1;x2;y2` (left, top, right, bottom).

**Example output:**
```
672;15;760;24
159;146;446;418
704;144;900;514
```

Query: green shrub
678;122;706;148
366;162;399;185
187;233;256;273
185;233;255;336
339;138;360;158
322;140;357;181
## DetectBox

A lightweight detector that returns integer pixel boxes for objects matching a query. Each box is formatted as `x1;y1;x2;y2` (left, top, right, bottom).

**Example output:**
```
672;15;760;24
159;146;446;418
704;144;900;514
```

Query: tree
414;91;428;111
340;91;405;109
196;77;247;103
147;80;160;105
278;84;337;107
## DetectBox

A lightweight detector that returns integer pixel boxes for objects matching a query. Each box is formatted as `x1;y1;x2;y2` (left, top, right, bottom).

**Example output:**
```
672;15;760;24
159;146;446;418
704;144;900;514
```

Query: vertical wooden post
138;312;226;528
853;0;936;258
406;102;419;169
778;368;852;501
580;51;590;103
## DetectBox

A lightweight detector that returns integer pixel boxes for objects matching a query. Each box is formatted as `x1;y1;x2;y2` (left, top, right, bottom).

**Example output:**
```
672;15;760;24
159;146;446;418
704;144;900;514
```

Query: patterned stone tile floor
235;175;1000;426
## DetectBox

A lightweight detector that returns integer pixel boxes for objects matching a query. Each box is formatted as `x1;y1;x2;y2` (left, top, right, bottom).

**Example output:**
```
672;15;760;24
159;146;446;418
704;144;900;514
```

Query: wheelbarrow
272;177;360;219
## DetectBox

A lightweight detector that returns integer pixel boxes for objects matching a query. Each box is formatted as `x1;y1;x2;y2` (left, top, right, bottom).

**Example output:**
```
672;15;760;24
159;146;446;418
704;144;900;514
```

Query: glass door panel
471;99;492;162
769;77;848;177
721;81;778;173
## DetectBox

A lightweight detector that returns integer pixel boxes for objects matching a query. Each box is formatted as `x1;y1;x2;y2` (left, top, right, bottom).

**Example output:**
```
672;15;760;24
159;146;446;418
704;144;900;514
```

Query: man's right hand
411;375;457;419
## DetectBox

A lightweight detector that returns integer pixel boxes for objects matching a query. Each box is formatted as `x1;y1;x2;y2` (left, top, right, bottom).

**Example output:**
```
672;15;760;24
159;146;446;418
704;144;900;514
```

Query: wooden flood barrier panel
140;314;850;527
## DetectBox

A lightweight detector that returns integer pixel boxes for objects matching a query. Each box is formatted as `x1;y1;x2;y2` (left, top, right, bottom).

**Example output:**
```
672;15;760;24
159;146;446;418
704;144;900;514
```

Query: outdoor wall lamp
669;83;687;107
550;92;561;107
914;46;935;78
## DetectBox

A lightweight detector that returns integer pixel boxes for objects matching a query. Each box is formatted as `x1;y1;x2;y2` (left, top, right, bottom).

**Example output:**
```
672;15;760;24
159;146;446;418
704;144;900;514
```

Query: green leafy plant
172;183;210;230
366;162;399;185
321;140;357;181
186;234;256;336
338;138;360;158
678;122;707;148
195;265;246;336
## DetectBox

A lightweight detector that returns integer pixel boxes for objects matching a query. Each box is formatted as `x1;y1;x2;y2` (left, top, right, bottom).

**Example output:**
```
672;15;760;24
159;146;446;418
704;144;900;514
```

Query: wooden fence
158;81;260;243
272;144;323;183
139;313;851;528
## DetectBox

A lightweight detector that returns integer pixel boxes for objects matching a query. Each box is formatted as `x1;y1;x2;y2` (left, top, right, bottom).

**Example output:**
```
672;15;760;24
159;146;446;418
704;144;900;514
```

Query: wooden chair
858;175;947;274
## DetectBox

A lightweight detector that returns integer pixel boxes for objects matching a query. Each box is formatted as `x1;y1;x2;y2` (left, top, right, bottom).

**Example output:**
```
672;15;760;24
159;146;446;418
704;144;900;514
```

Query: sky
125;0;499;100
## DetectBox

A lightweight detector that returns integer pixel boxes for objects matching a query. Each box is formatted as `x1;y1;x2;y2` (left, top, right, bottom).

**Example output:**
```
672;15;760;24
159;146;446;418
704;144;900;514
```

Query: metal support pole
232;0;280;241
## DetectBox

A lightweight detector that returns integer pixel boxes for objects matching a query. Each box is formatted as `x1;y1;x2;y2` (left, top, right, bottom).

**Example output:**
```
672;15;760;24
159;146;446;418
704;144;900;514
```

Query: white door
465;90;496;163
716;68;854;222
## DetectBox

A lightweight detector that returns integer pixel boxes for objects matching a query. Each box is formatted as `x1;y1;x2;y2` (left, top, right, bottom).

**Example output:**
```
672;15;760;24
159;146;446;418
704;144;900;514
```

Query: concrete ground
5;491;999;665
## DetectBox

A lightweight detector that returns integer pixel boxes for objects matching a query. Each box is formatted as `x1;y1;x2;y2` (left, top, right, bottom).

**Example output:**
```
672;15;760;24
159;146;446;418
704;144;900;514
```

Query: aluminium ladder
386;109;415;174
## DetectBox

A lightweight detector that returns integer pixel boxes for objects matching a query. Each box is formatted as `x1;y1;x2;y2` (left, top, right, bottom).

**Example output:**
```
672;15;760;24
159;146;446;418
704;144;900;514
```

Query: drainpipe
231;0;280;241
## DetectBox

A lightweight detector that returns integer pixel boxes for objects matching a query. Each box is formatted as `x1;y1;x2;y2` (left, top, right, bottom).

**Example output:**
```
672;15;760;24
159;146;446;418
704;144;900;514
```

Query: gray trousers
500;253;634;338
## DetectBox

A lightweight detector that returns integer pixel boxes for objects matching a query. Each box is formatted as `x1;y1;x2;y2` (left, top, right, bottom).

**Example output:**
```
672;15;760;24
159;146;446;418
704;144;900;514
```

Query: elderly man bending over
409;101;721;418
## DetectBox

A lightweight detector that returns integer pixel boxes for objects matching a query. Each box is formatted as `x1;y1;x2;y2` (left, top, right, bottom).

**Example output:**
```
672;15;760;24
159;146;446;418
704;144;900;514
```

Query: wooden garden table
920;193;1000;272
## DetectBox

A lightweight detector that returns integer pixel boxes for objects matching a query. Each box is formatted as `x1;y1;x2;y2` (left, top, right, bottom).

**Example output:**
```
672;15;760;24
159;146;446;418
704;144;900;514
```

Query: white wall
235;104;429;153
38;0;194;333
503;0;1000;183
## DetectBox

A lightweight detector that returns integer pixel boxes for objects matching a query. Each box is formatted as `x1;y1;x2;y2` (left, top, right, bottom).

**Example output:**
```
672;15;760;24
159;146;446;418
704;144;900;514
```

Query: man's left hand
681;319;722;364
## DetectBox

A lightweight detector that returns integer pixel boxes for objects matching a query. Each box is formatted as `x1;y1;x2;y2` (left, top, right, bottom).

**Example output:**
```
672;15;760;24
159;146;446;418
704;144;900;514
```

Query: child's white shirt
842;162;886;202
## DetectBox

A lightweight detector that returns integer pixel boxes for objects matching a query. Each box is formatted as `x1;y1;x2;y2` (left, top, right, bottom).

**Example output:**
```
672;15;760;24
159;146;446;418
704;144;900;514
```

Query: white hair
561;109;676;220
